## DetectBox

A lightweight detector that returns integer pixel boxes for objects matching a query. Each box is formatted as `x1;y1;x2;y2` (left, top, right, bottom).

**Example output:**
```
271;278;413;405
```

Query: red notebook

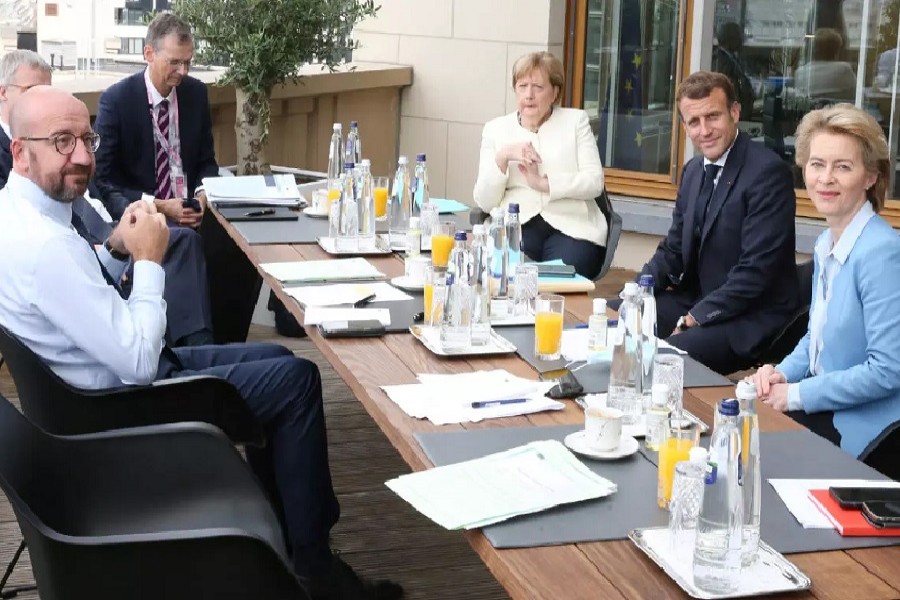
808;489;900;537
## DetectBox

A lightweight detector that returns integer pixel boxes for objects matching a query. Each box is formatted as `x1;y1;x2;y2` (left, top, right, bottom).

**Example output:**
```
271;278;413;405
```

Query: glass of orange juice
534;293;565;360
373;177;389;220
423;266;446;326
657;419;701;508
430;223;455;268
327;178;342;206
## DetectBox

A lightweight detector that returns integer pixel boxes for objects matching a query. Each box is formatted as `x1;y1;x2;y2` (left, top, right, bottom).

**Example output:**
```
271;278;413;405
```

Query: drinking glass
424;266;446;326
653;354;685;418
512;264;539;315
430;222;456;268
657;419;701;508
534;294;565;360
373;177;389;220
419;203;440;251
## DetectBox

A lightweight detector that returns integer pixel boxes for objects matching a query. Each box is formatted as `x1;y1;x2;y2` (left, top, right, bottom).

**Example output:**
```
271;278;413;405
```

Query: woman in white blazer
473;52;606;279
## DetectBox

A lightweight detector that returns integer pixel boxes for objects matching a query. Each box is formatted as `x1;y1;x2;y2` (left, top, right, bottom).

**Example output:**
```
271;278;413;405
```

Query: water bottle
735;380;761;566
488;207;509;319
389;156;412;250
412;153;429;220
669;446;709;555
470;224;491;345
608;282;643;425
327;123;343;182
440;231;472;350
506;204;523;281
587;298;610;363
357;159;376;249
344;120;361;166
693;399;743;594
645;383;671;451
639;274;658;411
335;162;358;252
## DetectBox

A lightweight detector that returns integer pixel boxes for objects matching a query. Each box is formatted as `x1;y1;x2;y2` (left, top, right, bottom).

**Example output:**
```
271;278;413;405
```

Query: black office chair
594;189;623;282
0;392;309;600
860;420;900;481
0;324;264;445
754;259;815;366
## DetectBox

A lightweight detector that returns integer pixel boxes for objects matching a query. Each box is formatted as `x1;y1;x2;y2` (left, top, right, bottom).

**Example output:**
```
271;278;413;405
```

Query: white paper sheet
385;440;617;530
285;282;411;307
204;174;301;204
303;307;391;326
769;478;900;528
260;258;384;284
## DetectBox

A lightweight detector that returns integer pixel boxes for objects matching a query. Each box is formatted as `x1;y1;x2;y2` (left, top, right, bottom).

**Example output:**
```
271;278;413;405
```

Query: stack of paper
203;174;301;206
381;370;563;425
260;258;385;284
303;306;391;326
769;479;900;529
386;440;617;530
285;282;411;307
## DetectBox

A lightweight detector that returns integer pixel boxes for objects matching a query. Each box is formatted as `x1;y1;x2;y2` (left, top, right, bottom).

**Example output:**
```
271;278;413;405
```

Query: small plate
564;431;640;460
303;207;330;219
391;275;425;291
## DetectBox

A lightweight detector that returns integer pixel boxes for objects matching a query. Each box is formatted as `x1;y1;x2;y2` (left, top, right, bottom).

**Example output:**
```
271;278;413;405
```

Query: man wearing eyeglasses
93;12;218;225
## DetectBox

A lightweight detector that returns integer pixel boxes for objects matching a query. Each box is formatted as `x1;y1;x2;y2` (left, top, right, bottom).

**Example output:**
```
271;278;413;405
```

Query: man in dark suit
640;71;798;375
93;12;218;224
0;49;213;347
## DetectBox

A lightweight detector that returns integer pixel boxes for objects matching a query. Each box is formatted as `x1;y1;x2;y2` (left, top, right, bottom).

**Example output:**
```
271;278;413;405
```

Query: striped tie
154;99;172;199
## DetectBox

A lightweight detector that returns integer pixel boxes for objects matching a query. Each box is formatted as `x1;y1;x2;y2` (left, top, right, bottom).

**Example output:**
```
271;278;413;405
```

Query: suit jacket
0;127;12;189
641;131;798;358
472;108;606;246
777;215;900;458
93;71;219;220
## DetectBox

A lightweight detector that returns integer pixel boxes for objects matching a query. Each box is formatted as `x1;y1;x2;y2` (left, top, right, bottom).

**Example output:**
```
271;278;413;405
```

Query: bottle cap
350;120;358;127
508;203;520;214
333;123;342;131
344;162;355;170
593;298;606;315
409;217;420;228
718;398;739;416
454;231;467;241
735;380;757;400
472;224;485;235
639;274;654;288
398;156;408;165
622;281;639;296
490;207;503;218
689;446;708;464
651;383;668;406
360;158;371;166
416;153;426;161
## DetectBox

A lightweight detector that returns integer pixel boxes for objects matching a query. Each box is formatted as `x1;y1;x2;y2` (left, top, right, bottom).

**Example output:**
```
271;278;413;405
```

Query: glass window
581;0;684;175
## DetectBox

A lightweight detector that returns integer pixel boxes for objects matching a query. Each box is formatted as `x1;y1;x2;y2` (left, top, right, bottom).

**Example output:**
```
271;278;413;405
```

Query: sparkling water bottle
335;162;358;252
344;120;361;166
669;446;709;555
389;156;412;250
735;380;761;566
639;274;658;410
645;383;671;451
608;282;643;424
327;123;343;182
470;224;491;345
506;203;523;281
357;159;376;248
412;153;429;219
693;399;743;594
440;231;472;350
488;207;509;318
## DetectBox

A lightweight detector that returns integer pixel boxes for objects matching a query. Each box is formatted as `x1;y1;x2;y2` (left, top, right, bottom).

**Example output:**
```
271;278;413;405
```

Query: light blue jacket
777;214;900;458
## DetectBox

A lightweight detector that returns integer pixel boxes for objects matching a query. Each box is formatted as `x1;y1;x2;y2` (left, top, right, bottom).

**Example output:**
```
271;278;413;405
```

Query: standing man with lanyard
94;12;217;224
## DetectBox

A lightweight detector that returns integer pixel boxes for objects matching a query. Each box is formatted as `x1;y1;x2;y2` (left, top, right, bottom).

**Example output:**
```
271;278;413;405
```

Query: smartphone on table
828;486;900;509
861;501;900;529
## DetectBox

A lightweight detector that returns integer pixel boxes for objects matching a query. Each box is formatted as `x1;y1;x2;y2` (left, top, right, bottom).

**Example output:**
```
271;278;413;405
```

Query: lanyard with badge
147;85;187;199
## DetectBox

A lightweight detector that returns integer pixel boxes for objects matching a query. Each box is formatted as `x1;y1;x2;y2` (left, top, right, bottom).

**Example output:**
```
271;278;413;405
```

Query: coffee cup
311;189;329;214
584;406;623;452
405;255;430;285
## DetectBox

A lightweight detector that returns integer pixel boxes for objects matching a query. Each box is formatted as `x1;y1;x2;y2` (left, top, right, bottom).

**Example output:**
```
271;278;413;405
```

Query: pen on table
244;208;276;217
353;293;377;308
471;398;528;409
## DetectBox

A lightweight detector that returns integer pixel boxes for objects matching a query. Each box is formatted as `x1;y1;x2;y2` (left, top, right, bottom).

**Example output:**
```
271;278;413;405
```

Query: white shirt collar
0;118;10;140
703;130;739;169
143;67;176;107
5;171;73;226
814;201;876;265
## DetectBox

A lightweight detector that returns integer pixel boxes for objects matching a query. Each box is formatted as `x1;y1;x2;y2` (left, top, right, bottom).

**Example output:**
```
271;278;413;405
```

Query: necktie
693;163;721;241
154;99;172;200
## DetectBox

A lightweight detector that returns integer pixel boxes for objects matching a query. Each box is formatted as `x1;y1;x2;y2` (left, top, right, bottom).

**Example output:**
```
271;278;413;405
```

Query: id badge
173;174;187;200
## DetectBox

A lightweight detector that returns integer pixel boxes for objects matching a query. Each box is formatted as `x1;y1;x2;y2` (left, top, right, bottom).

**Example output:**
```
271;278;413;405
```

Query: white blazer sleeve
472;120;509;212
546;111;604;202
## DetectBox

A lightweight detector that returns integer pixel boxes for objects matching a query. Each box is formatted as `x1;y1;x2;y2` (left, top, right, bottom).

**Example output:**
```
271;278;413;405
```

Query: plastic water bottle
608;282;643;424
440;231;472;350
669;446;709;555
587;298;610;363
357;159;375;248
344;120;361;166
412;153;429;219
506;204;523;281
335;162;358;252
389;156;412;250
327;123;343;182
645;383;671;451
488;207;509;318
693;399;743;594
639;274;658;411
735;380;761;566
470;224;491;345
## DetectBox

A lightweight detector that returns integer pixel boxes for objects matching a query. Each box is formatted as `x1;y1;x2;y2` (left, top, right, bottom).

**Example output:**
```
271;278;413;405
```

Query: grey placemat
219;206;301;222
571;349;733;392
498;326;568;373
415;425;668;548
285;286;422;333
231;212;331;244
637;430;900;554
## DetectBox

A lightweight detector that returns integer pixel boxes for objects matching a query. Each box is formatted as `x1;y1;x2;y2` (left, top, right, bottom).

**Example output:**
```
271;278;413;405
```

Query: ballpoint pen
353;294;377;308
244;208;276;217
471;398;528;409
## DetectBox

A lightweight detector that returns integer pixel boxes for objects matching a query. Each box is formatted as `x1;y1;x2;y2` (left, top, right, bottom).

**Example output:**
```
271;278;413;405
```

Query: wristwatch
103;238;130;261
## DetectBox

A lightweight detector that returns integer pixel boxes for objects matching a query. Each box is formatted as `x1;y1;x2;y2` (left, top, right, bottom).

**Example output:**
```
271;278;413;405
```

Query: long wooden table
213;209;900;600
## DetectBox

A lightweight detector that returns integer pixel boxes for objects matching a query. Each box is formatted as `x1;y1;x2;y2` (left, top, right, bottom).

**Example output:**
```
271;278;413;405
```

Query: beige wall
353;0;566;202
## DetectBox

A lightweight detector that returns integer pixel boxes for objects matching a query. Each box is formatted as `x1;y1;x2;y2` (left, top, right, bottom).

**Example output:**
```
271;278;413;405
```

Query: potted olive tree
173;0;378;175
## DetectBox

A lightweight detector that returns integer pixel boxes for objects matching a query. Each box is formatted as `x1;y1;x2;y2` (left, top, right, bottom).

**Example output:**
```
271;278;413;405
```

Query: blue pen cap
454;231;467;241
639;274;654;287
718;399;739;417
416;153;426;162
508;203;520;214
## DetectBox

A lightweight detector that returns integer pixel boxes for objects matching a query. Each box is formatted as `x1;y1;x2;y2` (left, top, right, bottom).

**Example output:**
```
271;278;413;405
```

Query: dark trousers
786;409;842;447
522;214;606;279
157;342;340;578
160;226;214;346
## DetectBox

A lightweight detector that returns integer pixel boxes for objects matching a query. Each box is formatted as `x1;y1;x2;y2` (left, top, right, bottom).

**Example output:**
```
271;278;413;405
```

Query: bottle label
704;461;718;485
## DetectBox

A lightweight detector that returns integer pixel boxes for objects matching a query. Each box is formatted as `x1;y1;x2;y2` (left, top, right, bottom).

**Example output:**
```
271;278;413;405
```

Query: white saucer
391;275;425;291
303;207;329;219
563;431;640;460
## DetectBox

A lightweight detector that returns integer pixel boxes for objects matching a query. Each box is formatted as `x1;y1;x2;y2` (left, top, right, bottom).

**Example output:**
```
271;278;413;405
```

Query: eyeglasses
19;132;101;155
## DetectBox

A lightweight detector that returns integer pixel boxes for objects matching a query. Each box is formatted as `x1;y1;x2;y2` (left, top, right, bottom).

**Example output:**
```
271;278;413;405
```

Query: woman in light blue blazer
751;103;900;458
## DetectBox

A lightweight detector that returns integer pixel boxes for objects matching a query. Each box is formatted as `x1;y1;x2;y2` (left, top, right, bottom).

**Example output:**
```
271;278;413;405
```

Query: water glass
669;461;705;555
512;264;539;316
534;294;565;360
424;266;446;326
419;203;440;251
654;354;685;418
657;419;701;508
431;222;456;268
373;177;389;220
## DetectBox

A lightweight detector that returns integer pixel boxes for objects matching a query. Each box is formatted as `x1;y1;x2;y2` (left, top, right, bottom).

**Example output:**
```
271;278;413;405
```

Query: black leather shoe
307;553;403;600
269;291;307;338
